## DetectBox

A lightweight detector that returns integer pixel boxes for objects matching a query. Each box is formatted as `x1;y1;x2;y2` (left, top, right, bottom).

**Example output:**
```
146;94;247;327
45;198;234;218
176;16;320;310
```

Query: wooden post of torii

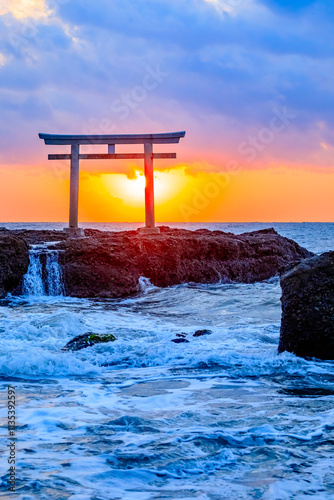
39;132;186;236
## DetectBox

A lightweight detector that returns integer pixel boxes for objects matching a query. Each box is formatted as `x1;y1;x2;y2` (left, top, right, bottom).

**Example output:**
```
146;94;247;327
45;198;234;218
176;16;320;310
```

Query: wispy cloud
0;0;333;172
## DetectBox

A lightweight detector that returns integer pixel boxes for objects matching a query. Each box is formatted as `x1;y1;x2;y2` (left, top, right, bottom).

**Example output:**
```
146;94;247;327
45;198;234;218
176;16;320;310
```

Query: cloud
0;0;333;172
0;0;49;20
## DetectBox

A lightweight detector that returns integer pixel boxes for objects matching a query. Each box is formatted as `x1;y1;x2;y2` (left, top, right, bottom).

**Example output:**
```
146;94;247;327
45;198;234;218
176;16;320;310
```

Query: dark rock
176;333;188;338
60;227;312;298
0;228;312;299
0;229;67;245
62;332;117;352
193;329;213;337
171;338;189;344
21;230;67;245
279;251;334;360
0;235;29;297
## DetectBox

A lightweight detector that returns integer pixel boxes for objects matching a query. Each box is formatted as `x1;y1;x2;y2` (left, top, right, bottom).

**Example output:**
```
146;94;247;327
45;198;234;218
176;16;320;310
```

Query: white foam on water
1;223;334;498
138;276;157;293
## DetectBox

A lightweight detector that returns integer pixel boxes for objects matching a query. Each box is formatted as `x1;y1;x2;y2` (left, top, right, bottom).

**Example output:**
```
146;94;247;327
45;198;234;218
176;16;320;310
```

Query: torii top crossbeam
40;132;185;145
39;131;186;236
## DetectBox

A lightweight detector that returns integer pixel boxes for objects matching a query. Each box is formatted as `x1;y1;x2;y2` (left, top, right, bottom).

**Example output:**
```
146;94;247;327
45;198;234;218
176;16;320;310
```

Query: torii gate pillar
39;132;186;237
140;142;159;234
67;144;85;237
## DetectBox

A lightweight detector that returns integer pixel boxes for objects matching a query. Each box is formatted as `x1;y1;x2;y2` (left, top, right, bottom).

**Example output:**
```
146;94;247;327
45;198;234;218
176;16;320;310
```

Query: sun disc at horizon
102;170;178;206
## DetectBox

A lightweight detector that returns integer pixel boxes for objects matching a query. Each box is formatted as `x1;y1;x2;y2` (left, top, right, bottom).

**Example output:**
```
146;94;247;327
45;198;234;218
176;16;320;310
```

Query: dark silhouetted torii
39;132;186;236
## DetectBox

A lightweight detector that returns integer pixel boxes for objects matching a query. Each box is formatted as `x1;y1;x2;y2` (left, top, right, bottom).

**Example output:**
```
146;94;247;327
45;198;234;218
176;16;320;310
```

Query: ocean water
0;223;334;500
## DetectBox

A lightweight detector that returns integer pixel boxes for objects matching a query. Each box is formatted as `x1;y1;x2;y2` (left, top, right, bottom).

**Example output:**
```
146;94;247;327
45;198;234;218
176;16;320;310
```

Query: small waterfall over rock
45;251;65;296
22;248;44;296
22;245;65;297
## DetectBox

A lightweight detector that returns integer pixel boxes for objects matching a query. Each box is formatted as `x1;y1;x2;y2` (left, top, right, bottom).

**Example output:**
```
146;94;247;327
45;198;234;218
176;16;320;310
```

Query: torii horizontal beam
39;132;185;145
48;153;177;160
39;131;186;236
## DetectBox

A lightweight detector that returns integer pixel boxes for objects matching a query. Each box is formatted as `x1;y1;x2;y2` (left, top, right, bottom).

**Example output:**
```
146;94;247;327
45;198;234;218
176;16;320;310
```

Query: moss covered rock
62;332;117;351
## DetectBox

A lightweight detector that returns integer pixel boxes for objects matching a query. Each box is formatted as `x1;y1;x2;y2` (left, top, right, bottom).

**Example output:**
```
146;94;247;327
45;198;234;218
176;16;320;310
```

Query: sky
0;0;334;222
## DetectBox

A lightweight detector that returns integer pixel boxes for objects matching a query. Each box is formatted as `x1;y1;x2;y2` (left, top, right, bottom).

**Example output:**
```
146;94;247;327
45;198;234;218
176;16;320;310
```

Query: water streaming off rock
22;245;65;296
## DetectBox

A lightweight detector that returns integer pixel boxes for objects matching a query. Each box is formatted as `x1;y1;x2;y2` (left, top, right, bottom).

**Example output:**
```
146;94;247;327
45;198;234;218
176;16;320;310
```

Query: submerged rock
279;252;334;360
171;329;213;343
193;329;213;337
60;227;312;298
0;234;29;297
62;332;117;351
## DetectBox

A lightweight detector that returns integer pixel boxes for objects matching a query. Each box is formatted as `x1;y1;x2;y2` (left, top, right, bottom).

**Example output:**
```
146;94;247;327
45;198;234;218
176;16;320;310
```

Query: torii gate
39;132;186;236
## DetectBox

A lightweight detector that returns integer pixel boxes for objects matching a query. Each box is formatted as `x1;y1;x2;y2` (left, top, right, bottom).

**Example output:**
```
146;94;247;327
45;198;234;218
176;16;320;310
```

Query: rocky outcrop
279;252;334;360
0;233;29;297
0;228;67;245
60;227;312;298
0;227;313;300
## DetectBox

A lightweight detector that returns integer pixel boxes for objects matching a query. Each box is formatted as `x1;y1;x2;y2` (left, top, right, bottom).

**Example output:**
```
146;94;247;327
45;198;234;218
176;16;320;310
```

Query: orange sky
0;163;333;223
1;1;334;223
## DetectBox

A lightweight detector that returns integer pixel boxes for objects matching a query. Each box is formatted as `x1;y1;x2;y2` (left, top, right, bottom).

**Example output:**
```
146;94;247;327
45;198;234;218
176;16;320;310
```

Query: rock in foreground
61;227;312;298
0;233;29;298
279;252;334;360
62;332;117;351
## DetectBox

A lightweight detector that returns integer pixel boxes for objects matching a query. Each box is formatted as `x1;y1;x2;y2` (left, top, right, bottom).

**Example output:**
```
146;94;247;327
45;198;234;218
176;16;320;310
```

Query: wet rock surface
0;228;67;246
279;251;334;360
171;338;189;344
193;329;213;337
171;330;213;343
0;233;29;297
0;227;313;299
60;227;312;298
62;332;117;351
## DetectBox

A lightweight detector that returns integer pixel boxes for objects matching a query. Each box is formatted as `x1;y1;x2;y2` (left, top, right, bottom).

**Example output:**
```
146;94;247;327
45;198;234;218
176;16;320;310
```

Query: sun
126;172;146;200
102;170;174;207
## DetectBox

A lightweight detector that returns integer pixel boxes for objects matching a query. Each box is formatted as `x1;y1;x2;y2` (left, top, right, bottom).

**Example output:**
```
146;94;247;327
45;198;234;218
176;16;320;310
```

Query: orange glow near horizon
0;164;334;223
102;170;181;206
